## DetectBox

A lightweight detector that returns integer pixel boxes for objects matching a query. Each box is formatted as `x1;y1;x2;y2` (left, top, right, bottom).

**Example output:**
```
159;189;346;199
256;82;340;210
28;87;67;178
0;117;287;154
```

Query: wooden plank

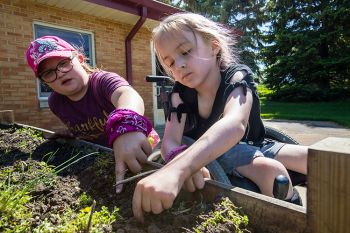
308;137;350;233
0;110;14;125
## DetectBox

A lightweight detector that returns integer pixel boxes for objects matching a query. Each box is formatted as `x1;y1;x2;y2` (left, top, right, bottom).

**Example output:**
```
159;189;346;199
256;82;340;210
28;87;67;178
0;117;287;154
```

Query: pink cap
26;36;75;77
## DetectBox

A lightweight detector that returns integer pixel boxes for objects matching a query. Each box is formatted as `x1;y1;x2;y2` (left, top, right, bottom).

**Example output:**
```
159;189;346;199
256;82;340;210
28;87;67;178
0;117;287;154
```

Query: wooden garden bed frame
1;110;349;233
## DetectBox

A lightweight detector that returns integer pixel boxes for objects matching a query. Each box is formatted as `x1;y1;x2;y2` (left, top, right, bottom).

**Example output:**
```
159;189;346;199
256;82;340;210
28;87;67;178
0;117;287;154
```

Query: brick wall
0;0;155;131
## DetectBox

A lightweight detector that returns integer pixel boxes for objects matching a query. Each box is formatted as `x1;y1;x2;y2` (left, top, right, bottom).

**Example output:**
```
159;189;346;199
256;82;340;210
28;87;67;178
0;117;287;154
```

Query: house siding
0;0;154;131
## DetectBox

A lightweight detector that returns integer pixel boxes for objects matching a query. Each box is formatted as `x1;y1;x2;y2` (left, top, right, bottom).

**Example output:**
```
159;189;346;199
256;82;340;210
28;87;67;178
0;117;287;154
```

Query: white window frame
32;21;95;107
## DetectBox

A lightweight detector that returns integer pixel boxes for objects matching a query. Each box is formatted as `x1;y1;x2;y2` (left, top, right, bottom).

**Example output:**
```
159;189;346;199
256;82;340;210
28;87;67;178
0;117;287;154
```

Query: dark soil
0;124;250;232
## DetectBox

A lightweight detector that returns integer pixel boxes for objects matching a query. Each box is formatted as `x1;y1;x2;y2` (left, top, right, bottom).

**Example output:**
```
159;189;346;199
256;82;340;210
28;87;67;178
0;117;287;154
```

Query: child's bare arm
170;86;253;175
111;86;145;114
109;86;151;193
161;92;187;158
132;86;253;221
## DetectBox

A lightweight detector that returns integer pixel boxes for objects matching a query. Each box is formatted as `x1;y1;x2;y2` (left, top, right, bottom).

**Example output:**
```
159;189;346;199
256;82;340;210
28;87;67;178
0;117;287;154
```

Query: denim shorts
181;136;285;177
216;141;285;177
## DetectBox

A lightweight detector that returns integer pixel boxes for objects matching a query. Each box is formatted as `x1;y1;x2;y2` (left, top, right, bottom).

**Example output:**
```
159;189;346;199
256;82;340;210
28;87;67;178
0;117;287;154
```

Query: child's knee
252;157;289;177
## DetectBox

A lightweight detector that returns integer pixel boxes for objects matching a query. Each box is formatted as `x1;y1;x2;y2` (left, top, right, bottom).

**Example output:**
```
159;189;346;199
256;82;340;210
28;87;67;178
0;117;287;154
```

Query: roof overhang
31;0;182;29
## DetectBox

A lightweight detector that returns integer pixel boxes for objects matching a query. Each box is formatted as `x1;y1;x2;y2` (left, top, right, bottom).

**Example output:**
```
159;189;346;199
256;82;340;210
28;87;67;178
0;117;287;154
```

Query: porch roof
32;0;183;28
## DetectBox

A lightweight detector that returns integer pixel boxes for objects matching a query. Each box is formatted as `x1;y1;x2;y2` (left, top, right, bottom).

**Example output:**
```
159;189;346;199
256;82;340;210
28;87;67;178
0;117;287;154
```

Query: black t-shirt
169;64;265;145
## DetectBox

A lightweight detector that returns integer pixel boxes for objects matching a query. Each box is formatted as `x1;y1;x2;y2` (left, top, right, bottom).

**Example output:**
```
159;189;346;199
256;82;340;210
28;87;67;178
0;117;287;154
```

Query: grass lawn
260;100;350;128
258;86;350;128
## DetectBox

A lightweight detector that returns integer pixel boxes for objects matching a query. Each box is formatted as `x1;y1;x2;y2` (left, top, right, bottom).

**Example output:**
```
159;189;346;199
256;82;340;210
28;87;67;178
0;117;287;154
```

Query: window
33;22;95;107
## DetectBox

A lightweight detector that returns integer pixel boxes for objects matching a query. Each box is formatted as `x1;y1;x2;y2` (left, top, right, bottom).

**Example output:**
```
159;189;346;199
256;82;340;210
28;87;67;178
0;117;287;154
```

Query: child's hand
132;167;183;222
113;131;152;193
183;167;210;192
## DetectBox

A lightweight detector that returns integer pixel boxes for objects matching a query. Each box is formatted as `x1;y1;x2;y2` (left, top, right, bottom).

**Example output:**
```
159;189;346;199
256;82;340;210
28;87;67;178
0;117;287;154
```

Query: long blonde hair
81;60;98;74
152;12;239;76
72;46;99;74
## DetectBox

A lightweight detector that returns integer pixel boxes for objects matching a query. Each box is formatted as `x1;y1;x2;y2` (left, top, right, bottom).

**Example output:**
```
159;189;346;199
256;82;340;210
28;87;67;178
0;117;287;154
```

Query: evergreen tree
262;0;350;91
160;0;350;99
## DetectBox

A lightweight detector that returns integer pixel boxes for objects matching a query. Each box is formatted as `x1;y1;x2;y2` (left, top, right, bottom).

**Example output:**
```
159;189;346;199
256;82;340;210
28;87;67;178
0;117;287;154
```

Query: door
152;83;173;126
150;45;173;126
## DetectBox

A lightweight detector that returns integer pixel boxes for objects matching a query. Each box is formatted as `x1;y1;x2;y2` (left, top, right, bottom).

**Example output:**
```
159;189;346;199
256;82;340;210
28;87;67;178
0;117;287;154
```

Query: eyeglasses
38;55;75;83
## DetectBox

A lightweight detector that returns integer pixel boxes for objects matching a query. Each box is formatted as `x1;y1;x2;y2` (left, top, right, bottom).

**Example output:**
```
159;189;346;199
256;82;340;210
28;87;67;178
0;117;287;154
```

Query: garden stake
114;169;158;186
86;200;96;233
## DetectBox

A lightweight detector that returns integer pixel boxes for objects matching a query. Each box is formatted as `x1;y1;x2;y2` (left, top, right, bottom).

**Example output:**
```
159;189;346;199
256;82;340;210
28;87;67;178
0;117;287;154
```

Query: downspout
125;6;147;85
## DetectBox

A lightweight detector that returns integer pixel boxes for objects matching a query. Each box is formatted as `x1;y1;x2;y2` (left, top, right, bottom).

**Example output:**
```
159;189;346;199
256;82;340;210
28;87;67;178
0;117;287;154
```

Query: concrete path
264;119;350;146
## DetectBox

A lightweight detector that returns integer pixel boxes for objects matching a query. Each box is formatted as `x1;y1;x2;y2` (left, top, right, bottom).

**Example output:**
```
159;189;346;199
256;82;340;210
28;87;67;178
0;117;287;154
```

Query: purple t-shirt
49;71;129;147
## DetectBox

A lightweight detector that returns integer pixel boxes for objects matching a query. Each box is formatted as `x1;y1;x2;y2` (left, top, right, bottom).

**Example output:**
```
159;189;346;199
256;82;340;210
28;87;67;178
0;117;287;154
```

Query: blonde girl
132;13;307;222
